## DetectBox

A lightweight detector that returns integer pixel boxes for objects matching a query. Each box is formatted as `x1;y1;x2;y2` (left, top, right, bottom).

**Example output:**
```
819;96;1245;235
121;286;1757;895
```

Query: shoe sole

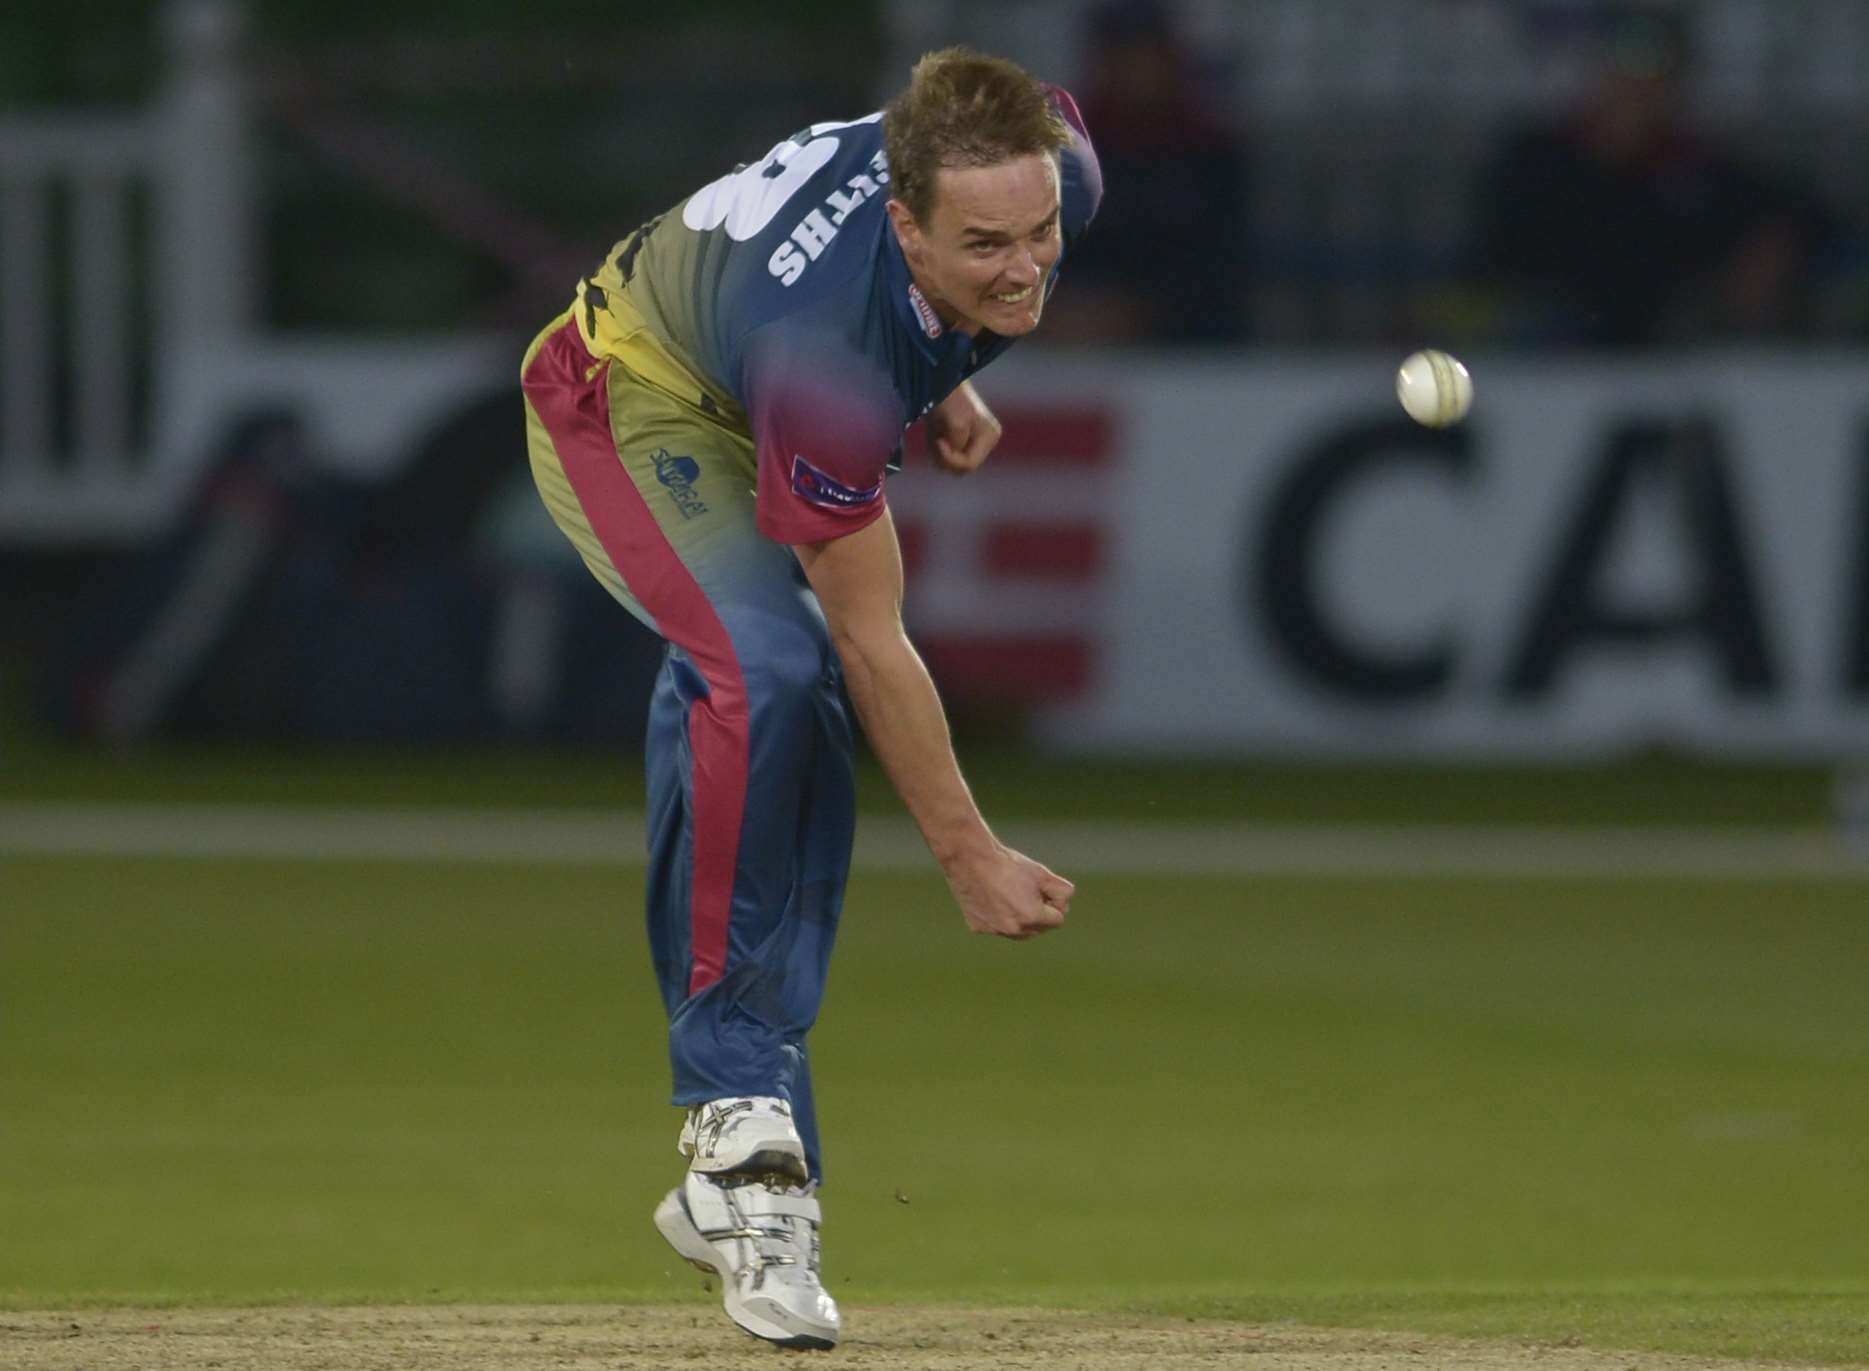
740;1323;837;1351
728;1294;838;1349
652;1187;837;1350
689;1144;810;1186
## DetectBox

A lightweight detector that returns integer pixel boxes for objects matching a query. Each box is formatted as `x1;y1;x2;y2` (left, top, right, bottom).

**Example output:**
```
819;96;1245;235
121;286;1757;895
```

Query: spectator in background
42;410;358;743
1048;0;1250;343
40;396;629;748
1476;6;1833;347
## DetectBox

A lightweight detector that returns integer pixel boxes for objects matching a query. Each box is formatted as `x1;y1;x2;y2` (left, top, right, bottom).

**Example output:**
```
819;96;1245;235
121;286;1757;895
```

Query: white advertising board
120;338;1869;760
975;350;1869;758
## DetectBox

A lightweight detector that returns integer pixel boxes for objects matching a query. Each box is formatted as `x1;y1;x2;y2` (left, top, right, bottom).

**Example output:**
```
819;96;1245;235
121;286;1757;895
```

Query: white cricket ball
1396;349;1473;428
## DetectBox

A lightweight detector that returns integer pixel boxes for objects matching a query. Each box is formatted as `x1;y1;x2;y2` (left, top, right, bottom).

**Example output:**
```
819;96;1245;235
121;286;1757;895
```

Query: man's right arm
792;510;1073;940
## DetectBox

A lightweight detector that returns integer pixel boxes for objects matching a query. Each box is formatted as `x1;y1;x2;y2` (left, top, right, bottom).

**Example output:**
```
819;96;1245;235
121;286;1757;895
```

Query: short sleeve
744;322;902;546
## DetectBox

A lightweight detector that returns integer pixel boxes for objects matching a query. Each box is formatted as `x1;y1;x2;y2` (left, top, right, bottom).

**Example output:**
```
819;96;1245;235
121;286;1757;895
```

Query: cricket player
520;47;1101;1348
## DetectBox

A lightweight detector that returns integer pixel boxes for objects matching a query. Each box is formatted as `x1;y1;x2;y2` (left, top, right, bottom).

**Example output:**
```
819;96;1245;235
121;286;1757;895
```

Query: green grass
3;856;1865;1362
0;734;1841;826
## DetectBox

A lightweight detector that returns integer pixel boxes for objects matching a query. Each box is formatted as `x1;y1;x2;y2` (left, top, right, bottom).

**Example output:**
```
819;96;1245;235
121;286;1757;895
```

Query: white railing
0;0;253;541
0;120;148;495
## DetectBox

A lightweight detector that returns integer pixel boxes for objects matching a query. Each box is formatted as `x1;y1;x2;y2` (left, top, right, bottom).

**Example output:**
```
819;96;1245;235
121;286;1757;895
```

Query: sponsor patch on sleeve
790;454;882;511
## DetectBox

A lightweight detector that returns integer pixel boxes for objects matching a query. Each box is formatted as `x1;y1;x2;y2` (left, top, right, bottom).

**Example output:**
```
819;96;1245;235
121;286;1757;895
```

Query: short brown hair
883;47;1070;224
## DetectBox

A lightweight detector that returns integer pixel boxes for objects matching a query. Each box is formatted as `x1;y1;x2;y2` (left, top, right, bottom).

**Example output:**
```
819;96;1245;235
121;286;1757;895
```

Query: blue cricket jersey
577;87;1102;545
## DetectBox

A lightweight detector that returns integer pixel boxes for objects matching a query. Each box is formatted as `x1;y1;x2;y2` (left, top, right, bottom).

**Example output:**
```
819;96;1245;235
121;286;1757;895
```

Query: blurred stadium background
5;0;1869;768
4;0;1869;1355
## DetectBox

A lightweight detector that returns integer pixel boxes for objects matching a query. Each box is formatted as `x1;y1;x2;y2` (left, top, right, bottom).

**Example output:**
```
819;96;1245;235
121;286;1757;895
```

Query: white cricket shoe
654;1171;840;1350
677;1096;808;1184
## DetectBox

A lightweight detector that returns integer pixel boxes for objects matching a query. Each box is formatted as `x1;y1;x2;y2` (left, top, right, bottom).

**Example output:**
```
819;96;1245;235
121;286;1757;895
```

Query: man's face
888;154;1063;337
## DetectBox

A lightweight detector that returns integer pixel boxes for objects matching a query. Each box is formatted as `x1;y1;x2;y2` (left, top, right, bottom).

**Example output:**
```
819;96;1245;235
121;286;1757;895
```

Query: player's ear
885;198;922;256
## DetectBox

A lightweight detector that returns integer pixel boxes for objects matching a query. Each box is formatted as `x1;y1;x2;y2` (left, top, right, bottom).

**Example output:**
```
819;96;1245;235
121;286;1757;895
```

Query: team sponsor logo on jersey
651;449;708;519
907;283;943;338
791;454;882;511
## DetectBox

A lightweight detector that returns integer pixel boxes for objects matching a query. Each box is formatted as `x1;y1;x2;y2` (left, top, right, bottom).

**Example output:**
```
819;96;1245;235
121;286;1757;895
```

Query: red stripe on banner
919;635;1094;701
992;409;1113;466
523;322;747;997
982;523;1101;580
894;518;929;578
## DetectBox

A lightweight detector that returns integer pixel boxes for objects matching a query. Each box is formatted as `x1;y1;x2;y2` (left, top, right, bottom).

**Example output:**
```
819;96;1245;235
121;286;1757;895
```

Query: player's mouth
988;285;1034;305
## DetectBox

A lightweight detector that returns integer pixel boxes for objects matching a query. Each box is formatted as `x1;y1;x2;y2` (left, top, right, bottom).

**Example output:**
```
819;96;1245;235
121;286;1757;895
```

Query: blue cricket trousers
522;312;856;1182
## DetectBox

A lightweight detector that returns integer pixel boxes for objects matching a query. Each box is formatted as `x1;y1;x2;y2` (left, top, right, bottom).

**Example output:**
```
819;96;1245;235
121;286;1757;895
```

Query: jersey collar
882;226;973;365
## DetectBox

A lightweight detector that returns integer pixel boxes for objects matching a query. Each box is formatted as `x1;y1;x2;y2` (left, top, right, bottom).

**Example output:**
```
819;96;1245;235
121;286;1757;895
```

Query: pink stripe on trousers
522;321;748;994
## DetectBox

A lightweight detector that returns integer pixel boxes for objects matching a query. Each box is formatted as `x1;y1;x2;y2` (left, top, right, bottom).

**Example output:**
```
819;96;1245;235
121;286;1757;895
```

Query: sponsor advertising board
900;351;1869;758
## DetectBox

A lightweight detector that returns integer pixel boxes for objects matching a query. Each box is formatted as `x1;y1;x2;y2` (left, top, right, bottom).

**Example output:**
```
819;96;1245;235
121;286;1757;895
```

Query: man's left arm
926;381;1001;476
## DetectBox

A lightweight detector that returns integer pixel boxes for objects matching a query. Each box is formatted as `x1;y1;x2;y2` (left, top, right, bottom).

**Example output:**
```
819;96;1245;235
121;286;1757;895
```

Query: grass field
0;735;1843;825
2;747;1867;1365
